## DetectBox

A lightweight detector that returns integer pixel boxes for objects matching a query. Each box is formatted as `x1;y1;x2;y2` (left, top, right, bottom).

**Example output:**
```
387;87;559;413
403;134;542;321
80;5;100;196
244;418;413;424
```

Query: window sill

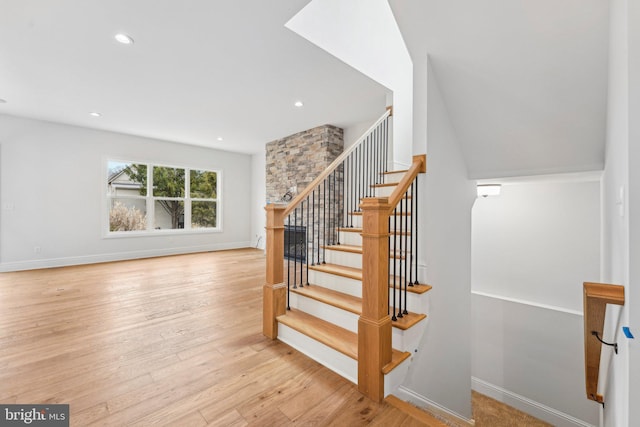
103;228;222;239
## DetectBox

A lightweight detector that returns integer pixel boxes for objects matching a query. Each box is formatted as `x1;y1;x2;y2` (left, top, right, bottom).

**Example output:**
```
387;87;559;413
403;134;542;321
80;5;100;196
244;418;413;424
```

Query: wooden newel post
358;197;392;401
263;204;286;339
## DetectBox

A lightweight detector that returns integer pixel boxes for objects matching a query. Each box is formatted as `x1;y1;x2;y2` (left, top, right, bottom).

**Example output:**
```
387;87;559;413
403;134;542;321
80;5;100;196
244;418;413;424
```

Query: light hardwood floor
0;249;440;426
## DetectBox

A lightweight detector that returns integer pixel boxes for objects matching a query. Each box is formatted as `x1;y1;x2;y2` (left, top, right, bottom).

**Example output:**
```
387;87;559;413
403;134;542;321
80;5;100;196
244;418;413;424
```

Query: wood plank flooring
0;249;441;426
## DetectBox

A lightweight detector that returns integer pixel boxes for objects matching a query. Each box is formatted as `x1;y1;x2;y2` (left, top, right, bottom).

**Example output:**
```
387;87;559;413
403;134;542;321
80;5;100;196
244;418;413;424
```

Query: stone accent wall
266;125;343;203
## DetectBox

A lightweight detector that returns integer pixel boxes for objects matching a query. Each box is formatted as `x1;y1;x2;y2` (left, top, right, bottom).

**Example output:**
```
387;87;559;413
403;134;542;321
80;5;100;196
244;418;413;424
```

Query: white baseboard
471;377;596;427
0;241;252;272
395;386;475;426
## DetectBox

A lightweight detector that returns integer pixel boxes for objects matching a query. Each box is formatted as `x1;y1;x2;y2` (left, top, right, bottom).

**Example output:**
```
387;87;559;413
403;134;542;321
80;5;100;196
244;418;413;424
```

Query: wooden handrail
283;108;391;217
387;154;426;211
583;282;625;404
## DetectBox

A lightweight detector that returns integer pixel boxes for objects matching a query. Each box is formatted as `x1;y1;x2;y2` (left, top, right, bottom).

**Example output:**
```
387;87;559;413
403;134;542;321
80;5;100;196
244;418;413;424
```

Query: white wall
285;0;414;168
473;180;601;312
251;150;266;250
628;0;640;423
602;0;631;425
0;114;252;271
398;59;475;422
471;179;600;426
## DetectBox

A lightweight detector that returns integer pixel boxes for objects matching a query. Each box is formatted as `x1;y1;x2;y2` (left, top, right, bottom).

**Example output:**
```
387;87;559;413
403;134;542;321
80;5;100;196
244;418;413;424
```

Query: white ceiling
0;0;388;154
1;1;611;178
390;0;610;178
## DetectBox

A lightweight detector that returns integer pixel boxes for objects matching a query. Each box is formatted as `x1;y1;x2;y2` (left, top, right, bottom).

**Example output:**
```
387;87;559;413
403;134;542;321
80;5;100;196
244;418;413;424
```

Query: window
107;161;219;234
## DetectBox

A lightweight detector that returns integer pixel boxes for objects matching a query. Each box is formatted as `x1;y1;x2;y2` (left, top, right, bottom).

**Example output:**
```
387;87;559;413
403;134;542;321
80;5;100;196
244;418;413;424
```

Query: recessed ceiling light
115;33;134;45
294;101;304;108
89;112;102;117
0;98;7;104
217;137;223;141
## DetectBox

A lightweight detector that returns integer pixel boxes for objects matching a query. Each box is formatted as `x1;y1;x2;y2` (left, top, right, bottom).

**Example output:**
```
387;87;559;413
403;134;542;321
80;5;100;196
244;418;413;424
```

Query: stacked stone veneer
266;124;343;203
266;124;344;267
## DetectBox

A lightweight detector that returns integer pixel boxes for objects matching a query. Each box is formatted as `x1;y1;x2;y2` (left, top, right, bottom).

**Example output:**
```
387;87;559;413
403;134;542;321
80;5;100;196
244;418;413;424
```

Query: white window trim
104;159;222;238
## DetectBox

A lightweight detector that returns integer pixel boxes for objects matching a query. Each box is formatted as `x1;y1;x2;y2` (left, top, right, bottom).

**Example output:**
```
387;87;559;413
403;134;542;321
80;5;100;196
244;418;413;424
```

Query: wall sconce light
477;184;501;198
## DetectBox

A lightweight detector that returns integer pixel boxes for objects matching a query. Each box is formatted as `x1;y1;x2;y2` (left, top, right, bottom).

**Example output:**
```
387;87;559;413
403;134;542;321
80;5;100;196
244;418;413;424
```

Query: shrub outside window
107;161;219;234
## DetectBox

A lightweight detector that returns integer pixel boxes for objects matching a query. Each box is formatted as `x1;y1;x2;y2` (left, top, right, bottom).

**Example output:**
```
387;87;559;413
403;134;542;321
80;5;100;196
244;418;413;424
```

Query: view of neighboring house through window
107;161;219;233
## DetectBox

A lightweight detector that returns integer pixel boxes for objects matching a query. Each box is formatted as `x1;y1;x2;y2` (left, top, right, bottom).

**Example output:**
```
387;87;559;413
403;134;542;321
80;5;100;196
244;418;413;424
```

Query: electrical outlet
2;202;15;211
34;246;41;254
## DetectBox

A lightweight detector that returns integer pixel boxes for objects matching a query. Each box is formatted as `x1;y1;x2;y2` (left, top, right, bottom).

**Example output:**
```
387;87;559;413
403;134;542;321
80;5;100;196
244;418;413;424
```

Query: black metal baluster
286;215;291;309
408;182;414;287
293;208;298;289
363;136;368;197
373;126;379;184
338;163;343;243
414;177;419;285
403;193;409;315
300;202;305;287
388;215;391;316
355;146;360;212
365;135;370;197
346;154;352;227
333;169;338;245
369;135;375;195
384;118;389;173
322;179;327;264
392;207;397;321
316;188;321;265
306;197;310;285
397;196;404;319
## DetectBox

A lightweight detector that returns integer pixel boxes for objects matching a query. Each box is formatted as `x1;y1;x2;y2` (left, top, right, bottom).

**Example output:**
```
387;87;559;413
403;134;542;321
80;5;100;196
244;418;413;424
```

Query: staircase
263;109;430;402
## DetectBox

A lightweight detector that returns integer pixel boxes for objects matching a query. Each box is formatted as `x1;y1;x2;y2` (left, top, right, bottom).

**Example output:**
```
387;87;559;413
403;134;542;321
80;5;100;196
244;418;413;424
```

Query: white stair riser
324;249;411;272
307;270;428;313
392;317;428;353
308;270;362;297
383;172;405;184
324;250;362;269
390;287;429;314
288;292;359;333
277;323;357;384
385;355;412;397
339;231;362;246
374;186;395;197
347;215;414;230
338;231;415;250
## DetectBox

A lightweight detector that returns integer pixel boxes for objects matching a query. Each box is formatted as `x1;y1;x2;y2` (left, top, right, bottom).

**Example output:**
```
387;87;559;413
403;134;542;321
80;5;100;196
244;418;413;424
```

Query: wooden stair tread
383;350;411;375
350;211;411;216
385;395;448;427
277;309;357;359
322;244;363;254
372;183;398;188
277;309;410;372
310;263;432;295
323;244;408;260
338;227;363;233
291;285;361;314
390;282;433;295
292;285;427;330
309;263;362;281
338;227;412;235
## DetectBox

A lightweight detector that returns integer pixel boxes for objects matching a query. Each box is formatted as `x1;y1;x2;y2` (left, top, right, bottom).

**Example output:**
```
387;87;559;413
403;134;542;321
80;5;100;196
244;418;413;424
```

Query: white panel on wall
472;294;599;426
472;180;601;313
